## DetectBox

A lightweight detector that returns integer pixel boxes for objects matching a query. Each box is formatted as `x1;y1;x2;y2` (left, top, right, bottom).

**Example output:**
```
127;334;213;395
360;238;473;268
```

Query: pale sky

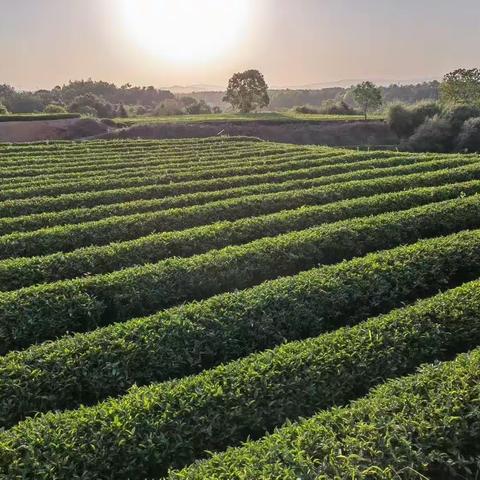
2;0;480;90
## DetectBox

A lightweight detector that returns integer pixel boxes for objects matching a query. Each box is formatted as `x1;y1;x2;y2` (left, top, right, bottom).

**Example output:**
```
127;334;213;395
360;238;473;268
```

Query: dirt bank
0;118;109;143
101;120;398;147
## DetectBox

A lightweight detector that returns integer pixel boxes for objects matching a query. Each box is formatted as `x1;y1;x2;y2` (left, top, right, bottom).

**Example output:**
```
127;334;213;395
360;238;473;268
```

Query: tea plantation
0;137;479;479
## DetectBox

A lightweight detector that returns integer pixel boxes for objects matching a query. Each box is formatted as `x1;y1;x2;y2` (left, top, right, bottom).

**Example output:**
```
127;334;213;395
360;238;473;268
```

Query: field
114;111;384;125
0;136;479;479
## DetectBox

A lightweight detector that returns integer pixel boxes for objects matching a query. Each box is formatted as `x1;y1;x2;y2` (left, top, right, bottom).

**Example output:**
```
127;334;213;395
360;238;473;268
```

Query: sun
119;0;252;64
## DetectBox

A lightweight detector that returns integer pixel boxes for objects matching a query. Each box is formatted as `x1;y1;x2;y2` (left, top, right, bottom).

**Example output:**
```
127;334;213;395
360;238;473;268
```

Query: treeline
0;80;174;117
187;82;440;110
0;79;441;117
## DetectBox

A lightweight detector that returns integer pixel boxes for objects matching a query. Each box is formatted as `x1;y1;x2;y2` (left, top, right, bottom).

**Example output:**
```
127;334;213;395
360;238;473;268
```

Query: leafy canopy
352;81;382;119
224;69;270;113
440;68;480;105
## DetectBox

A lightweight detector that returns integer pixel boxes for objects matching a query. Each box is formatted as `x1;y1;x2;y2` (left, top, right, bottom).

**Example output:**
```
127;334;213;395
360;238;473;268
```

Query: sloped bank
0;118;109;143
103;120;399;147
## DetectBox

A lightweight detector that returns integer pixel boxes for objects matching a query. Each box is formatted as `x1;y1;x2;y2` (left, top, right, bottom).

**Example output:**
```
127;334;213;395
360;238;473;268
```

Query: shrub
387;101;441;138
0;221;479;425
2;199;480;354
1;155;477;259
43;103;67;114
2;178;480;291
320;100;357;115
170;348;480;479
185;100;211;115
442;103;480;131
456;117;480;152
403;115;455;152
0;102;8;114
1;281;480;477
153;98;184;116
294;105;319;114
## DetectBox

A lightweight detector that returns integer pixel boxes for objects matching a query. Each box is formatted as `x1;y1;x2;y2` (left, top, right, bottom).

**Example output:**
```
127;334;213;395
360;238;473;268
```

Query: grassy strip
1;282;479;477
169;348;480;480
0;153;348;201
0;154;450;236
0;152;461;218
2;180;480;290
0;113;80;122
2;198;480;353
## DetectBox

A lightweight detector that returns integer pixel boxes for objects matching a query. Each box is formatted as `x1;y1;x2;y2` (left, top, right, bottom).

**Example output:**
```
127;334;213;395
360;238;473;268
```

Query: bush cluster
170;347;480;479
1;280;480;477
1;224;480;427
387;101;480;152
2;197;480;354
2;154;473;259
2;178;480;291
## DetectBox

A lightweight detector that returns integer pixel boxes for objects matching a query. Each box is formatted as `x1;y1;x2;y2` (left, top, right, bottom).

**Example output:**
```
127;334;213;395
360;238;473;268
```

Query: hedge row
0;137;268;165
1;282;479;478
0;143;318;185
0;141;276;177
0;153;345;201
0;153;472;218
3;198;480;354
1;223;480;426
2;180;480;291
0;145;297;186
0;154;455;236
169;348;480;480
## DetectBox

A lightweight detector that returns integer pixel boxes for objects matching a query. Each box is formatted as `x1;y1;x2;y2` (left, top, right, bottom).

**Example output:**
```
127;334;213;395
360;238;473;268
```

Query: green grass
114;112;384;125
0;113;80;122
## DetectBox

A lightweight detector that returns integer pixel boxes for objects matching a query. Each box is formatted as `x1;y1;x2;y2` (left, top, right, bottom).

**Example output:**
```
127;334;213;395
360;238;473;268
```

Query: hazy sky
2;0;480;90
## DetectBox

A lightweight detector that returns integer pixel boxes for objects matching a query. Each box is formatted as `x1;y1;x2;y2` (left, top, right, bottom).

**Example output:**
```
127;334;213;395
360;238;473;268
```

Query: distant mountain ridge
166;77;441;94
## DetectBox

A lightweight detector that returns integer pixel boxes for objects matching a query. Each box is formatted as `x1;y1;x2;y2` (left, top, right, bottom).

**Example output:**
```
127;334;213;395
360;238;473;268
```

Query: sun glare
119;0;252;64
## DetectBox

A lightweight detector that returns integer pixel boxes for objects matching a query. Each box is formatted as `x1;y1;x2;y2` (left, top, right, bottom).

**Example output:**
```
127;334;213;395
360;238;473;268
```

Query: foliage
0;102;8;114
442;103;480;130
440;67;480;105
3;191;480;426
67;93;115;117
294;105;319;114
403;115;455;152
153;98;184;115
171;348;480;479
2;190;480;354
185;99;211;115
2;167;479;292
320;100;358;115
351;81;382;119
0;139;479;478
1;153;476;259
223;69;270;113
2;280;480;477
43;103;67;114
456;117;480;152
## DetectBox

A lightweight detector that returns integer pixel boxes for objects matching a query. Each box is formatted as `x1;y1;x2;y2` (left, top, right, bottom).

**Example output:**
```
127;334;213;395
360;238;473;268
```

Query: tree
0;102;8;114
117;103;128;118
351;81;382;120
67;93;115;118
185;100;211;115
223;69;269;113
440;68;480;105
